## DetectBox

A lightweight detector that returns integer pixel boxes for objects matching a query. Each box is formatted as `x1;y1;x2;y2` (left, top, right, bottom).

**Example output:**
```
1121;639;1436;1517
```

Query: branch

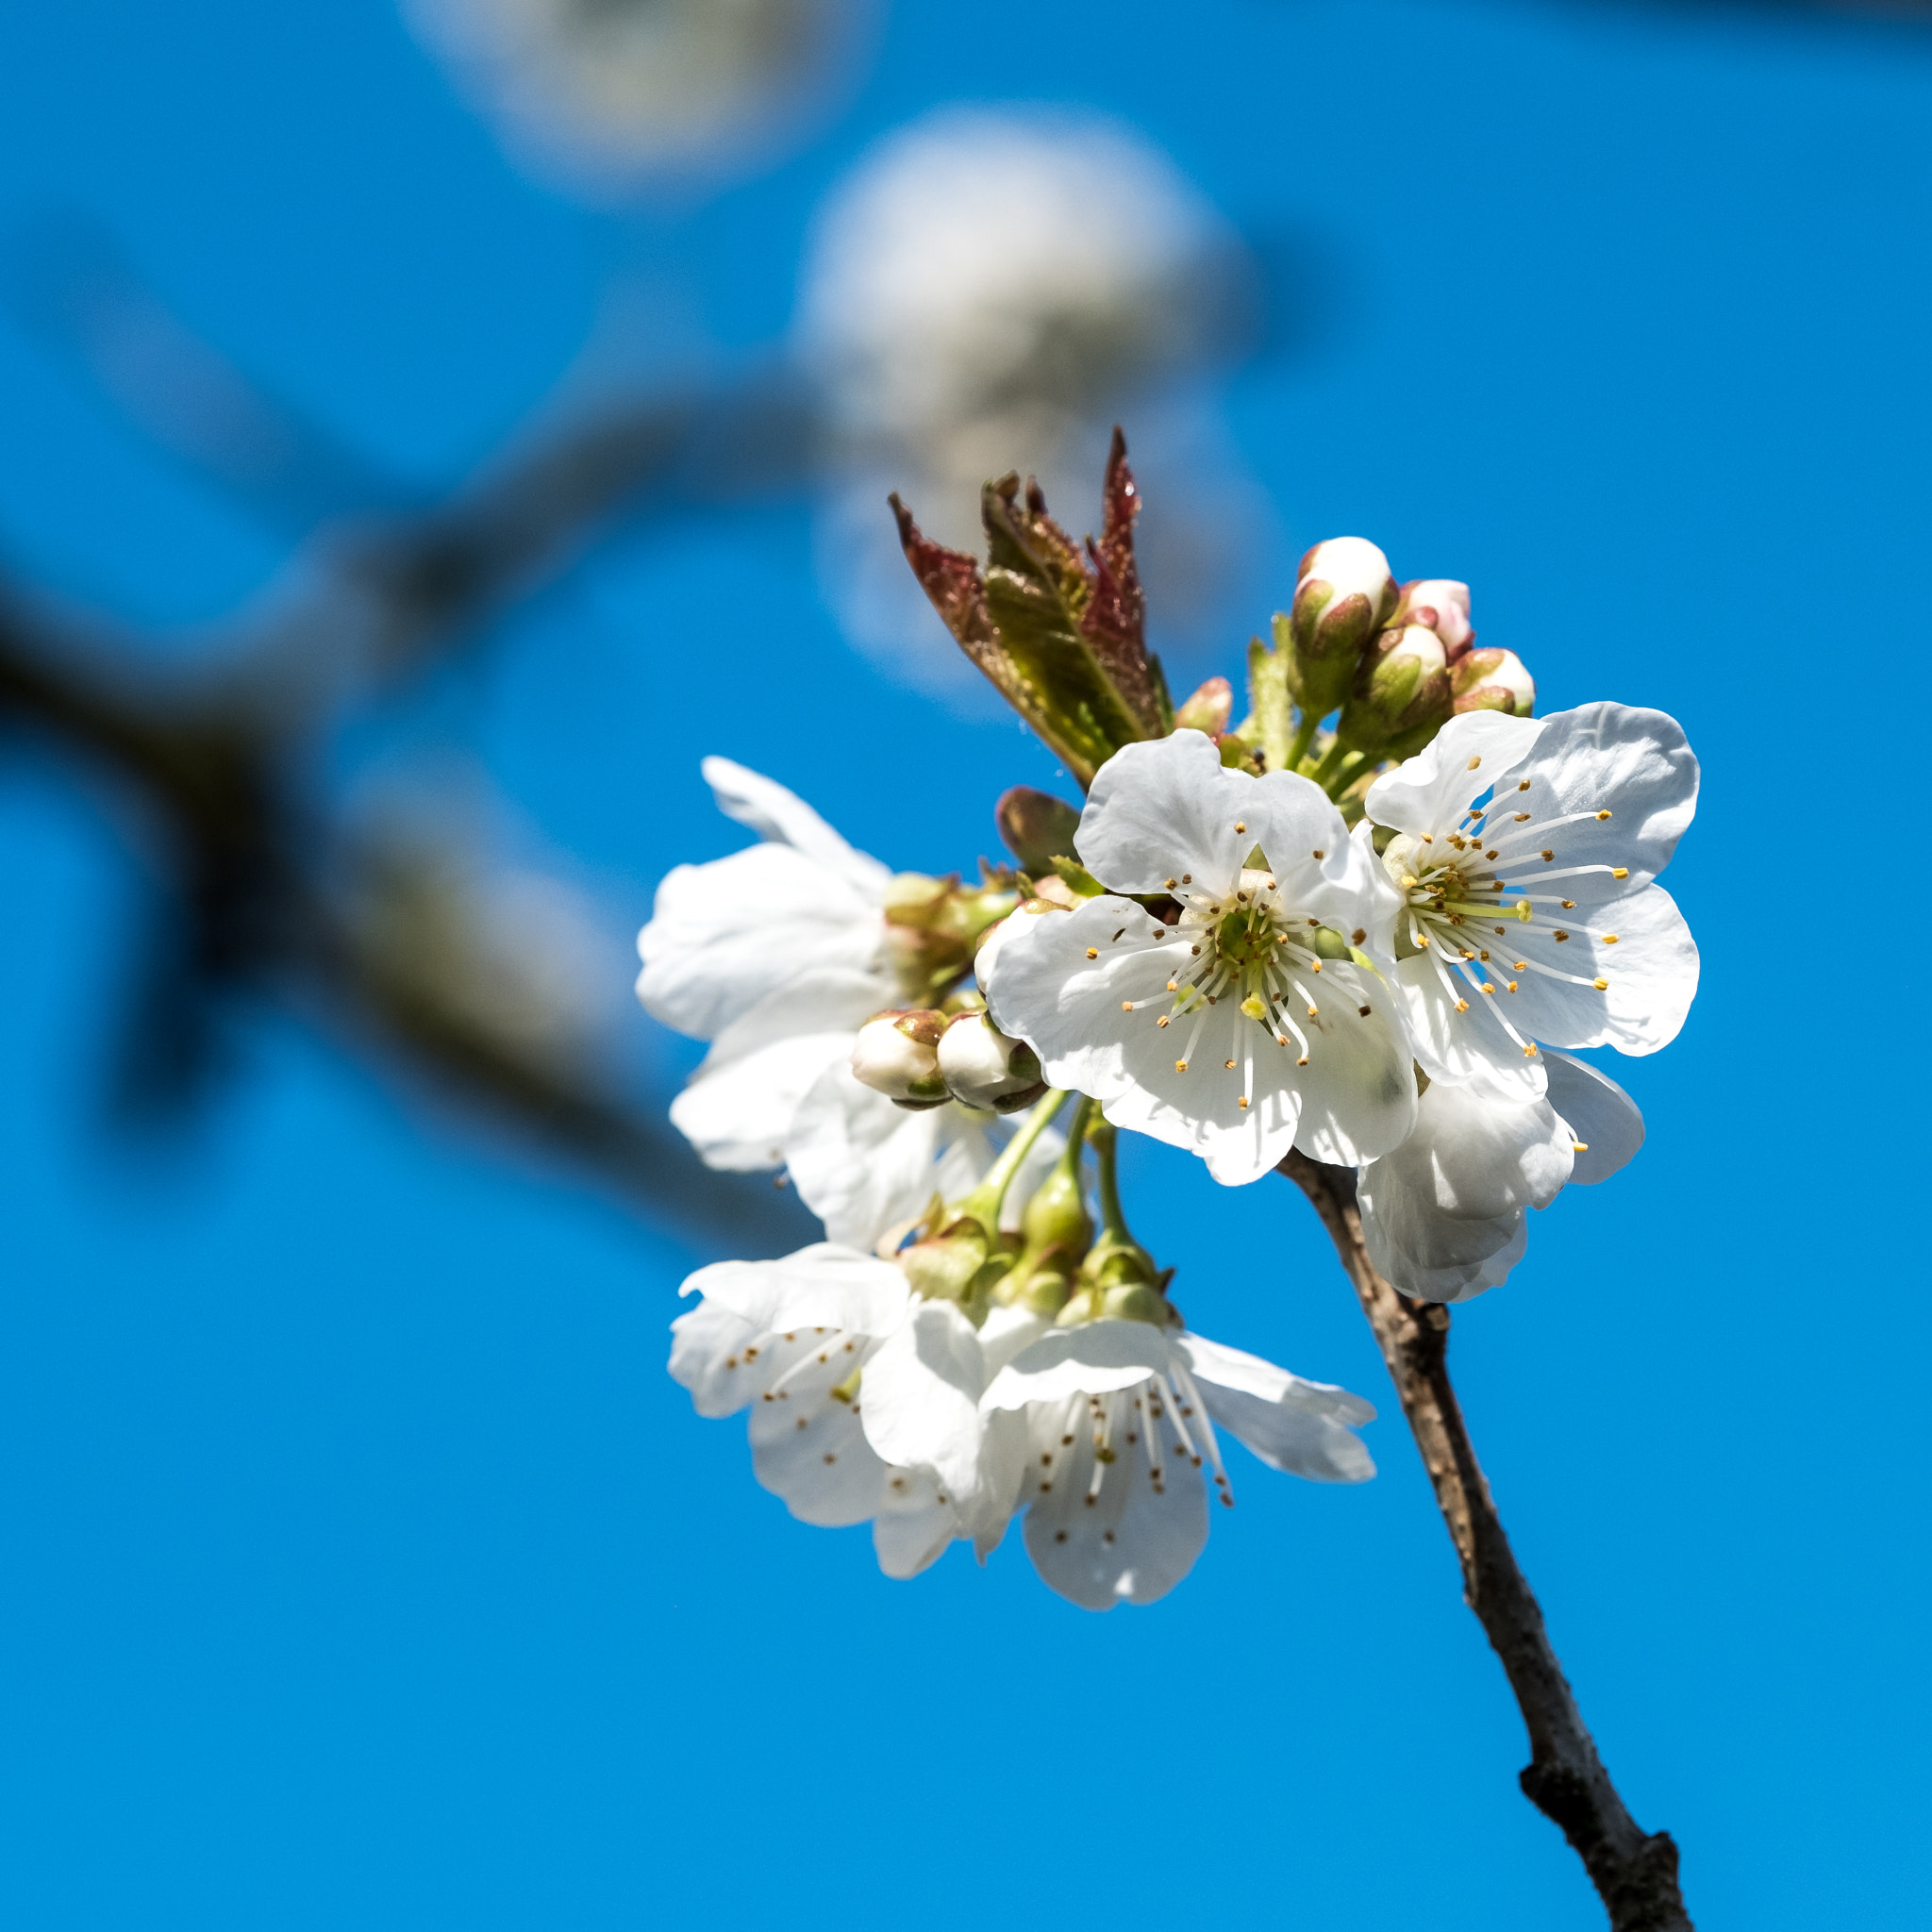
1278;1150;1692;1932
0;591;808;1253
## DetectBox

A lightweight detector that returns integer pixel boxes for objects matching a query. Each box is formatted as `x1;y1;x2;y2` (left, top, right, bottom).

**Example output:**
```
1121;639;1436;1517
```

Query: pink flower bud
1450;647;1535;718
1289;537;1400;714
1394;578;1474;657
1173;675;1233;736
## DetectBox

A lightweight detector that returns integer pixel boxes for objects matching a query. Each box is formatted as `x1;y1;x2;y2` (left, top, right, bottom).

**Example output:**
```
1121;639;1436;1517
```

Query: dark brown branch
1278;1150;1692;1932
0;592;807;1252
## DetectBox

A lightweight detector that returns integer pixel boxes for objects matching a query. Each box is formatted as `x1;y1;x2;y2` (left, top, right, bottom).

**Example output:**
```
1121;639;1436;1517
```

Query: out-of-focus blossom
797;108;1251;690
406;0;877;193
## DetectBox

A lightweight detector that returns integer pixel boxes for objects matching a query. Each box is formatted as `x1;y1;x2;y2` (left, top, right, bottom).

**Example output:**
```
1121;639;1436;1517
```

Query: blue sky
0;1;1924;1926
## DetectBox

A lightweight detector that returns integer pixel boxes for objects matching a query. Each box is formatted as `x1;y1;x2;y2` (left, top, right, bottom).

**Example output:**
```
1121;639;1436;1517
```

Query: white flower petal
679;1243;911;1335
669;966;885;1171
1504;703;1697;900
1364;710;1546;839
1541;1051;1645;1185
981;1318;1175;1412
858;1299;994;1506
1074;730;1254;895
666;1299;763;1419
748;1334;891;1527
636;842;886;1041
1391;954;1548;1102
1174;1332;1375;1482
872;1468;960;1579
1356;1079;1574;1302
1022;1390;1208;1609
1498;883;1697;1058
785;1063;952;1247
1283;961;1418;1166
699;755;894;897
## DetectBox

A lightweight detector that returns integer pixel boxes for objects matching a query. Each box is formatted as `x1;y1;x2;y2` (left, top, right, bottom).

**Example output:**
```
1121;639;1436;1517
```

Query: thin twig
1278;1150;1692;1932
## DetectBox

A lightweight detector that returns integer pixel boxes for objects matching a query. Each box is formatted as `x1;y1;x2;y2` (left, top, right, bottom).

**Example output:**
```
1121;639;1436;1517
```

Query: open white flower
637;758;1010;1238
1364;704;1699;1102
1357;1052;1646;1302
987;731;1416;1185
978;1317;1375;1609
671;1242;1032;1577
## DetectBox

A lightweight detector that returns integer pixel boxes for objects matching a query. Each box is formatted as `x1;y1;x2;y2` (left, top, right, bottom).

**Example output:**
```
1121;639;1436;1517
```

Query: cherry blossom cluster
633;447;1698;1608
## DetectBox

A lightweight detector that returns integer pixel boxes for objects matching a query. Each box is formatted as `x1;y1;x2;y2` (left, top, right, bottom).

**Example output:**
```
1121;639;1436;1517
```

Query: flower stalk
1278;1148;1693;1932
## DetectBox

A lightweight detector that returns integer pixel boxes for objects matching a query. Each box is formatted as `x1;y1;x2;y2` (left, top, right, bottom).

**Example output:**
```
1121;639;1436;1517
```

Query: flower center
1119;866;1366;1104
1382;780;1633;1055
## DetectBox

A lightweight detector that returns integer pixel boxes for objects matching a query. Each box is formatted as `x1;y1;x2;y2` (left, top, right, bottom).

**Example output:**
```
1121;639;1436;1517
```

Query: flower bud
937;1011;1047;1113
1289;537;1399;716
850;1008;951;1108
1393;578;1474;657
1449;647;1535;718
1173;675;1233;737
884;873;1018;1002
1001;1158;1093;1318
898;1215;998;1307
1336;623;1453;758
995;787;1083;877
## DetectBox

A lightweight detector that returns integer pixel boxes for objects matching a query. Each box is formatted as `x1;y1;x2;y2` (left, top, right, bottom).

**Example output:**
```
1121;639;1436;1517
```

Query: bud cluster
1277;539;1536;778
851;1002;1047;1114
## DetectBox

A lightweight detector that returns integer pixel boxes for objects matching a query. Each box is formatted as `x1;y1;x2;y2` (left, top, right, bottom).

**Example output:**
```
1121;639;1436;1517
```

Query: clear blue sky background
0;1;1924;1926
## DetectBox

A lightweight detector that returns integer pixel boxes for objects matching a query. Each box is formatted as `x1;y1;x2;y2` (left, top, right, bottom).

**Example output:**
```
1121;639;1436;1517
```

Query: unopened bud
995;787;1083;876
1290;537;1399;716
850;1008;950;1108
1393;579;1474;657
1450;647;1535;718
937;1011;1046;1113
1173;675;1233;737
880;872;953;930
899;1215;995;1307
1336;624;1453;758
884;873;1017;1002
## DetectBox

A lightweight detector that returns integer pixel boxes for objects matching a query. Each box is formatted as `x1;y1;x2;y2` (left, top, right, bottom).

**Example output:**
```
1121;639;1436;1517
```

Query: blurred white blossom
796;107;1255;691
406;0;876;193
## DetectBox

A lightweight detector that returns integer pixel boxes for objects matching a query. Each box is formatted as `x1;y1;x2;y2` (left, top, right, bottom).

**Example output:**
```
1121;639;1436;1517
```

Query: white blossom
1357;1052;1646;1302
988;731;1416;1185
637;758;1014;1242
978;1317;1375;1609
669;1243;1043;1577
797;108;1241;689
405;0;872;192
1363;704;1699;1102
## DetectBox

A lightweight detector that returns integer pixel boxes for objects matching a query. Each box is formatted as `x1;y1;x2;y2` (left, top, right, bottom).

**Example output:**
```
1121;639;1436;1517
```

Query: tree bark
1278;1150;1692;1932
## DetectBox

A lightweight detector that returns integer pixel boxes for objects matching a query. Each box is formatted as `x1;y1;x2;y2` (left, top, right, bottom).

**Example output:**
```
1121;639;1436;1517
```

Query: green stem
955;1087;1071;1228
1326;750;1378;801
1309;738;1353;791
1086;1119;1128;1243
1286;708;1324;774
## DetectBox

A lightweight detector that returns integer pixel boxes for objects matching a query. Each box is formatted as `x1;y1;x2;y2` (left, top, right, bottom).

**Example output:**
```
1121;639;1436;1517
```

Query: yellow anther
1513;960;1528;971
1167;977;1179;991
1224;1058;1237;1070
1309;959;1322;973
1561;899;1576;909
1507;981;1518;992
1541;848;1555;862
1165;876;1177;889
1517;779;1531;791
1234;821;1246;833
1401;875;1419;890
1591;977;1608;991
1611;867;1629;879
1596;809;1611;820
1175;1058;1189;1073
1237;1096;1250;1110
1480;981;1495;994
1296;1055;1308;1066
1312;848;1325;859
1572;1141;1589;1153
1157;1015;1171;1028
1087;947;1099;958
1467;755;1482;770
1602;934;1620;944
1275;1033;1288;1045
1513;811;1530;822
1523;1043;1539;1057
1306;1004;1318;1017
1121;1000;1133;1010
1456;999;1470;1013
